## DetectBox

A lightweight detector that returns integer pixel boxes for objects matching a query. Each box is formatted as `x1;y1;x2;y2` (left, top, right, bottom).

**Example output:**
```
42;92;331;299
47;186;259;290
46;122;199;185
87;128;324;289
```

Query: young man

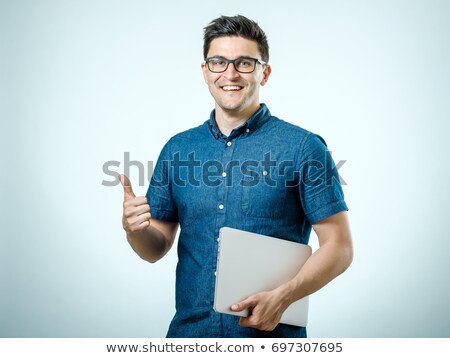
120;15;353;338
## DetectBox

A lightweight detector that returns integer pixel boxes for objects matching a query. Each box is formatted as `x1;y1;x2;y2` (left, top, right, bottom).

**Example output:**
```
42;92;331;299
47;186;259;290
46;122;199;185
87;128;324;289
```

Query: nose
223;62;240;79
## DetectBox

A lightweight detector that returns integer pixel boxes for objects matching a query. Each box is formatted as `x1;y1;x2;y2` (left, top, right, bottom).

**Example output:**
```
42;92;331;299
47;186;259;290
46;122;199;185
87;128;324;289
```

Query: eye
210;58;226;66
237;58;253;67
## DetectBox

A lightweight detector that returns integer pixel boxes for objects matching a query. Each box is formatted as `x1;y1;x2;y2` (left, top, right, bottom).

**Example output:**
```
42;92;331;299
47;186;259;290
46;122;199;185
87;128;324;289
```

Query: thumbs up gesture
119;174;151;233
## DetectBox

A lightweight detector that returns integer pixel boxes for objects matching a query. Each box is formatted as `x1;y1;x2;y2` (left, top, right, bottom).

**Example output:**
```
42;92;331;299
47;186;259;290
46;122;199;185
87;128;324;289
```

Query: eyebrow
208;55;254;59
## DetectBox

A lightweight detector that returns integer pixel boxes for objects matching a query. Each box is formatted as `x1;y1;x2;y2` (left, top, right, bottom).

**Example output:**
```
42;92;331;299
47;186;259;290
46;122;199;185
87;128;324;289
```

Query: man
120;15;353;338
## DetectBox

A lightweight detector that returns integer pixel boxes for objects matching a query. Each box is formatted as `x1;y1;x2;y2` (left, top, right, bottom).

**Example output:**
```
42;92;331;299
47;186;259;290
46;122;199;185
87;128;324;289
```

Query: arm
120;174;179;263
231;211;353;331
125;217;178;263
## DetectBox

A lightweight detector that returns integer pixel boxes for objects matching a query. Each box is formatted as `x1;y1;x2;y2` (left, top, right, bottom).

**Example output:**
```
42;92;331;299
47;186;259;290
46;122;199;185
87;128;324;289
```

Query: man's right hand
119;174;151;233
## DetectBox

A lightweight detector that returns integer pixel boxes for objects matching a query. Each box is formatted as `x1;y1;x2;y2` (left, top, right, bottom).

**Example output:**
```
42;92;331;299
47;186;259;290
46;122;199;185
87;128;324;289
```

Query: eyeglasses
205;56;267;73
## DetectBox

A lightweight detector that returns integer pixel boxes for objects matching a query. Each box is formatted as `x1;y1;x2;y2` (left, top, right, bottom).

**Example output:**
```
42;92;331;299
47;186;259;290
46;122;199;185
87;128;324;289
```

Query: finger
239;311;263;328
134;204;151;216
137;220;150;229
231;297;255;312
128;213;150;225
239;316;256;328
127;213;151;231
129;212;151;227
240;319;272;331
239;313;270;330
124;203;150;217
128;219;150;232
119;174;136;200
123;196;148;208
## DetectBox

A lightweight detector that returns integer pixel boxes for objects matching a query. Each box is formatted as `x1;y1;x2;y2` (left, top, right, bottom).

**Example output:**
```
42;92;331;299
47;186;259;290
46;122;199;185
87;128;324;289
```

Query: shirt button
222;172;227;177
262;170;268;176
227;141;232;147
246;128;250;133
218;204;224;210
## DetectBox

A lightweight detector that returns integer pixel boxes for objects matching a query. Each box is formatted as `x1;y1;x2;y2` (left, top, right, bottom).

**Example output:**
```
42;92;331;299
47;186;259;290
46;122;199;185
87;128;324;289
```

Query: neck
215;103;261;136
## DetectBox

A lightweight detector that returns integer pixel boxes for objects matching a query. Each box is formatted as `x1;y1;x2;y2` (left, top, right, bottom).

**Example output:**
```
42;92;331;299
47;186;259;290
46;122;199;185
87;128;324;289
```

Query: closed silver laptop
214;227;312;327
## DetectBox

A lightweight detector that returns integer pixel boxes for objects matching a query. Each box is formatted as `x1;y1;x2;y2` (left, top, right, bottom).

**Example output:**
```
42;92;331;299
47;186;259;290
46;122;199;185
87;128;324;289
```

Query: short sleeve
298;134;348;224
146;141;179;222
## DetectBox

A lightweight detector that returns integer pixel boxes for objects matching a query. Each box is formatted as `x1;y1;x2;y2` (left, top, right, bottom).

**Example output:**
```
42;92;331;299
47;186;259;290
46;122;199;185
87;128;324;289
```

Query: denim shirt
147;104;348;338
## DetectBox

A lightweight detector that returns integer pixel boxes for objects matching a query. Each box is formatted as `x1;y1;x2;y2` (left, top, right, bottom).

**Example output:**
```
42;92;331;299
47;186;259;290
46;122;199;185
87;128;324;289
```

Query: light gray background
1;0;449;337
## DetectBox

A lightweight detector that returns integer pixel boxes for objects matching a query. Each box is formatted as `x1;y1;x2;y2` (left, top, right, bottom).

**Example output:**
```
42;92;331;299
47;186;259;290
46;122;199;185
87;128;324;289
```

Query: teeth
222;86;242;91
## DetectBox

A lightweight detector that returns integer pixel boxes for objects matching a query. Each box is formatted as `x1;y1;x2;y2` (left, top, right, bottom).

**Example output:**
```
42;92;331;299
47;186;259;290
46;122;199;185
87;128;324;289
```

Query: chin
220;104;245;113
218;99;246;112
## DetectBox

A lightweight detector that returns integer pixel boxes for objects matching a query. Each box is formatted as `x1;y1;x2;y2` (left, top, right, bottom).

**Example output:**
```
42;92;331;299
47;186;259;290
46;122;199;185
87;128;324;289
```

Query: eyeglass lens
207;57;256;73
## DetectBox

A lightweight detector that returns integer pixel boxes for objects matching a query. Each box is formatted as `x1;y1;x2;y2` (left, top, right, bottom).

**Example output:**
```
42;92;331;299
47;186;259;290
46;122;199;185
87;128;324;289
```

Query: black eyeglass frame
204;56;267;73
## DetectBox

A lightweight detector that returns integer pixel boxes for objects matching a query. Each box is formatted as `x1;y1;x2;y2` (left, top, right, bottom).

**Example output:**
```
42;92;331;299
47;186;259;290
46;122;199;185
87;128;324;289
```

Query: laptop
214;227;312;327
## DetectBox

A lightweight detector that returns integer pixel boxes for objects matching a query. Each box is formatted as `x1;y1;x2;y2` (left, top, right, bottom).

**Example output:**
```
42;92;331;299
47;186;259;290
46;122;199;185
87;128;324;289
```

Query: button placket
213;137;237;287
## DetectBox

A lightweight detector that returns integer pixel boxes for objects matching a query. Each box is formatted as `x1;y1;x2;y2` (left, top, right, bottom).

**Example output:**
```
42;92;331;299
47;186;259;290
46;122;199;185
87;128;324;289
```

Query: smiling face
201;36;271;120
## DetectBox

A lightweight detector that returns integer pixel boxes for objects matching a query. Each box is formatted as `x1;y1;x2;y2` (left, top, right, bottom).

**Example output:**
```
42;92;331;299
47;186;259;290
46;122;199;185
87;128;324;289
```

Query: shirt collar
207;103;272;140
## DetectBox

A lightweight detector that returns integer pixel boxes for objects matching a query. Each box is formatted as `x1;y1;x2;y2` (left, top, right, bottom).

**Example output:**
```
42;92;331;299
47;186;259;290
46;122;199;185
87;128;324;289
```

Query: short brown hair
203;15;269;62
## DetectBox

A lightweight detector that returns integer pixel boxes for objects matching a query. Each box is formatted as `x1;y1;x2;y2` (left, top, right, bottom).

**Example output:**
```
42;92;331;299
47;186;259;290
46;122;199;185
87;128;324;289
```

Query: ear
260;64;272;86
201;62;208;84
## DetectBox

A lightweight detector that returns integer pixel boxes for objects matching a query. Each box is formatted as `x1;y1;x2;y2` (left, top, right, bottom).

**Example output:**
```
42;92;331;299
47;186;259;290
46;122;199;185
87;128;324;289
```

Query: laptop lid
214;227;312;327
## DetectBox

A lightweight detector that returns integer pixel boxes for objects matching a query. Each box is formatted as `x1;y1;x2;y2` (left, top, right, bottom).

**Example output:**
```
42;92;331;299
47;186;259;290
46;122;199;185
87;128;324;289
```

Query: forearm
280;239;353;304
119;174;179;263
126;225;171;263
231;238;352;331
229;211;353;331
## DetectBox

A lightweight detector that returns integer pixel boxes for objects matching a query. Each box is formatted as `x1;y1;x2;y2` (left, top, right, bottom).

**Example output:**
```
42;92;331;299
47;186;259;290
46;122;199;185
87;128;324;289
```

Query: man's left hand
230;288;291;331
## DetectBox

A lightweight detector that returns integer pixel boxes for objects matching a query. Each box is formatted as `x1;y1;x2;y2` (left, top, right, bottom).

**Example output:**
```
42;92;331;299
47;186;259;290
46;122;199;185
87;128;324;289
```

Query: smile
221;85;244;91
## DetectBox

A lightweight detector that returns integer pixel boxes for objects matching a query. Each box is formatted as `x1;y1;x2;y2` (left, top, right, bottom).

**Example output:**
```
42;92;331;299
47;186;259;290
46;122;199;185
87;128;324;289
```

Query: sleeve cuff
307;201;348;224
150;208;179;223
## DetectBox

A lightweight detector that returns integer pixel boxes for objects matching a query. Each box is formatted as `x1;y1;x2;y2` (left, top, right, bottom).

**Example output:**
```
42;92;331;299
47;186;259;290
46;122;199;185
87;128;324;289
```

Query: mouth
220;85;244;92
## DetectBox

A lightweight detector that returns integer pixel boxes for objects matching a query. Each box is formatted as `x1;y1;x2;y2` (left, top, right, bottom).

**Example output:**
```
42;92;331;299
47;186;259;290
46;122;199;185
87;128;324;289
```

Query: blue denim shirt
147;104;348;337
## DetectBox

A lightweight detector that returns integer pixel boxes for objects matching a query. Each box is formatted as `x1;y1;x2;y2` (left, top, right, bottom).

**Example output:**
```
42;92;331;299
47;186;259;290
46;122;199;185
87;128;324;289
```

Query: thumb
119;174;136;199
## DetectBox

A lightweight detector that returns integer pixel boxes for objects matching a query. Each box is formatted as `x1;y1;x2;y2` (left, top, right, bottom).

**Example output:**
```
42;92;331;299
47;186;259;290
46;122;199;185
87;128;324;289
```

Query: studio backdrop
1;0;449;337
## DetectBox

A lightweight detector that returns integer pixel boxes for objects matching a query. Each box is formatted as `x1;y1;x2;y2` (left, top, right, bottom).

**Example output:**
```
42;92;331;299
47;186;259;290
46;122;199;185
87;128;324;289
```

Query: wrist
277;280;298;307
279;279;300;306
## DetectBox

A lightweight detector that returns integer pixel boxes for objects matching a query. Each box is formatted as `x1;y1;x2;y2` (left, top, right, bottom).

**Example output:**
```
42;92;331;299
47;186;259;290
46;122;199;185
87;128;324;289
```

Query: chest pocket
241;166;287;219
